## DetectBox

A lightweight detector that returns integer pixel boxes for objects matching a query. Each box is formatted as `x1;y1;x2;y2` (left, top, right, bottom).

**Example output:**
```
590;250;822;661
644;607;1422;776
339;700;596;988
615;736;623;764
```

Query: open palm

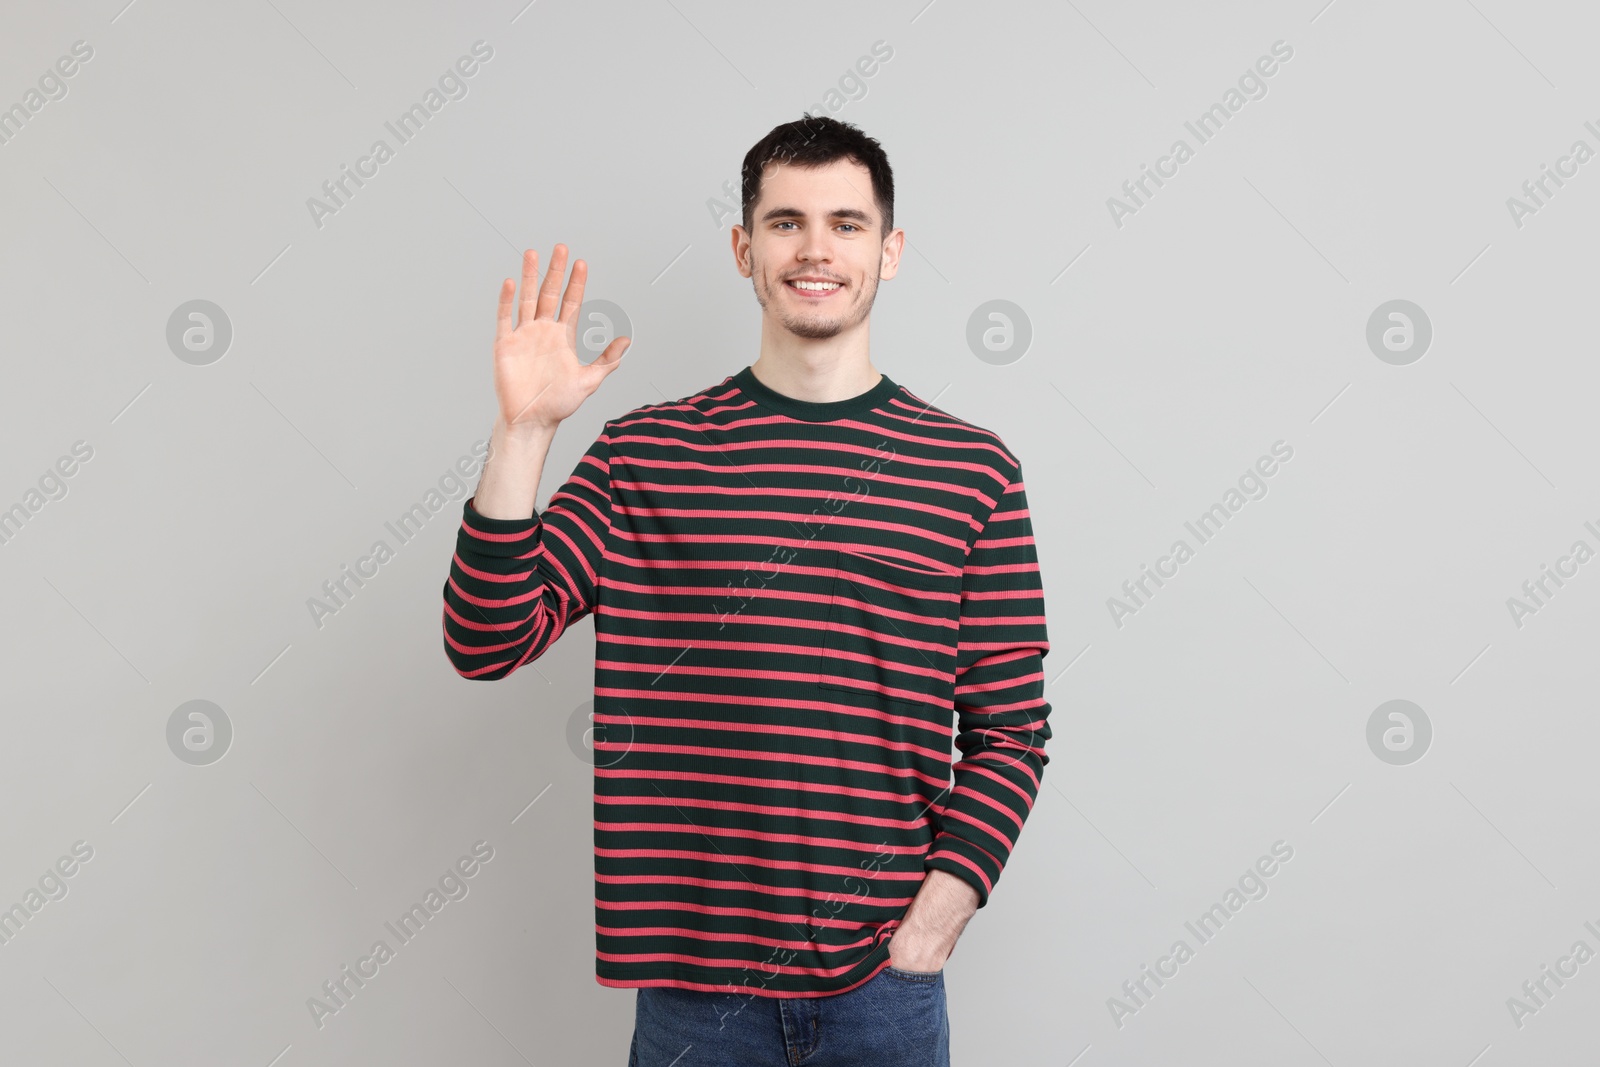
493;244;628;432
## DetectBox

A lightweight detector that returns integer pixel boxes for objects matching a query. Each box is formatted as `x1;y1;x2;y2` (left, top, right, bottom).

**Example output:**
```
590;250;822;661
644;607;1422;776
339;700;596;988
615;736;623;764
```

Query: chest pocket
818;548;962;706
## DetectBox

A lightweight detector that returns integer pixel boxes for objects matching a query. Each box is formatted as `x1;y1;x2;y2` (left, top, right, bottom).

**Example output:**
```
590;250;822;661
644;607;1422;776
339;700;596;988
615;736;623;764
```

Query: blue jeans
627;964;950;1066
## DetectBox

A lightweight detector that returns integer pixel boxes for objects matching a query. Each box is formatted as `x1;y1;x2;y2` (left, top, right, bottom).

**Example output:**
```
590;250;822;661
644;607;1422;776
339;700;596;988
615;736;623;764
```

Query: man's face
735;157;901;341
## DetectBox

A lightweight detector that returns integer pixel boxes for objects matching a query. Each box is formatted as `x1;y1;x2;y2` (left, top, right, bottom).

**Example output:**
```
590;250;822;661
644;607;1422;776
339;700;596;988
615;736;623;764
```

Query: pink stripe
443;625;530;659
592;686;949;736
595;846;911;881
931;833;1003;873
597;660;949;706
610;480;981;528
961;587;1045;601
588;713;952;762
974;535;1038;551
599;580;838;606
966;750;1043;793
926;849;993;895
962;562;1042;576
594;609;953;663
945;782;1025;834
614;461;1000;513
960;761;1039;806
595;886;911;921
459;518;539;544
441;599;517;633
940;806;1017;849
959;614;1049;627
612;505;971;553
601;566;960;601
596;948;871;978
881;401;984;434
606;432;1000;478
451;554;536;583
955;670;1047;697
588;742;951;789
597;767;939;807
445;572;544;610
595;791;936;831
597;923;880;954
541;526;591;591
596;872;920;899
711;404;1008;458
954;693;1050;718
938;832;1003;872
594;822;928;854
547;494;610;548
844;420;1013;466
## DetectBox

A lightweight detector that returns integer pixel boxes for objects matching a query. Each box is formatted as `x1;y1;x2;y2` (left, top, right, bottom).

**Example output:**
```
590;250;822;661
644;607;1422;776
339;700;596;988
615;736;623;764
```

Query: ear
879;227;906;281
730;225;754;279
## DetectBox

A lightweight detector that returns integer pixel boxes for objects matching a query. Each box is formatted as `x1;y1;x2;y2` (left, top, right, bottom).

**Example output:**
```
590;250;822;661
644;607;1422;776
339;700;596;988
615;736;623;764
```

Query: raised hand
493;244;629;434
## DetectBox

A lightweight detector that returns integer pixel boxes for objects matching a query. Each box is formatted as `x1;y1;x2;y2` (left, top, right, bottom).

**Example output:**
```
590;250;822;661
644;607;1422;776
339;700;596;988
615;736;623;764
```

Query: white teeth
789;280;841;291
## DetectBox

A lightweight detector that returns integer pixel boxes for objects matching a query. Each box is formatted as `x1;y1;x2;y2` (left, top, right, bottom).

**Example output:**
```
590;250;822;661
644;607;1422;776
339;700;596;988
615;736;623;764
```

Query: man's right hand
493;244;628;436
471;245;628;521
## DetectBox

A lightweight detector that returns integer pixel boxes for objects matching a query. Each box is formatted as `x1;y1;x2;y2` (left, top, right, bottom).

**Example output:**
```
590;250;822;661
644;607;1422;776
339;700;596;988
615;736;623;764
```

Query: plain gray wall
2;0;1597;1064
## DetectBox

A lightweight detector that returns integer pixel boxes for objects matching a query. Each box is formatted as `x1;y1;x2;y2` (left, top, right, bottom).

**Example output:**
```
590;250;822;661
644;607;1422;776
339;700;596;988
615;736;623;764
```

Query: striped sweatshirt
441;365;1052;998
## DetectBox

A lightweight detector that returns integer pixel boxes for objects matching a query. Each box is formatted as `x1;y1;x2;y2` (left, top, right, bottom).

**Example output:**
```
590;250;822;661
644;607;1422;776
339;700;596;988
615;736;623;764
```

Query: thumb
587;337;630;385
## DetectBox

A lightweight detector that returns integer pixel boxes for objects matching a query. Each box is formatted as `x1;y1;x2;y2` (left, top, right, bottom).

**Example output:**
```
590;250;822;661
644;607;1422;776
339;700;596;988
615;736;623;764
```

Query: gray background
2;0;1596;1064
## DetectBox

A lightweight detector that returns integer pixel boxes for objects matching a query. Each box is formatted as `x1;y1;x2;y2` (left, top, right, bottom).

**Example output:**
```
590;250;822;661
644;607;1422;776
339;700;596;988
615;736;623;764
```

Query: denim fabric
626;964;950;1066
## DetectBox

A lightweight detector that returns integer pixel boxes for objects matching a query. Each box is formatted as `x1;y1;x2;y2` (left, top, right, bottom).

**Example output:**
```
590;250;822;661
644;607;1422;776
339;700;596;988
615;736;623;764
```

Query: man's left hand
887;868;980;971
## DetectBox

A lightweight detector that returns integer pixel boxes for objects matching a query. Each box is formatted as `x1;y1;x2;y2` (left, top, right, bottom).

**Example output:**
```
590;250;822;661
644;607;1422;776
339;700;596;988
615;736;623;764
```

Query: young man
441;116;1052;1066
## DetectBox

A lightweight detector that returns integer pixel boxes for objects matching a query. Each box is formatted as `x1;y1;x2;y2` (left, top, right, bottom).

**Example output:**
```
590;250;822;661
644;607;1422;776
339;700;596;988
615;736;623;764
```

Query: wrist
494;415;558;446
915;868;980;921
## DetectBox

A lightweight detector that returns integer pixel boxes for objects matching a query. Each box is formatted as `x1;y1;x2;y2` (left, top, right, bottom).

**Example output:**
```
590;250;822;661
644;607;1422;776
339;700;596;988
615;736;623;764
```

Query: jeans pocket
883;963;943;982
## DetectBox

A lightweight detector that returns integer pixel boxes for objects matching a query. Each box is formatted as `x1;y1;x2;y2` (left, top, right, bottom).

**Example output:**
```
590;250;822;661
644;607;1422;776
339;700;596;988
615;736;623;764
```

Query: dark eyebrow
759;206;874;226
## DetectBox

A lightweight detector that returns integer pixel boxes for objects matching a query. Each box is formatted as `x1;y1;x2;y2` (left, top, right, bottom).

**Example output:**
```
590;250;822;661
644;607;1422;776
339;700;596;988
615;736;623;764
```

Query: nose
794;229;833;268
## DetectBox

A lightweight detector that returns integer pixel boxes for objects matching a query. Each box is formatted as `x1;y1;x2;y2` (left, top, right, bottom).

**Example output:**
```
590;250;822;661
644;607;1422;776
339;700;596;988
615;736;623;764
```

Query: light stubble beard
750;257;881;340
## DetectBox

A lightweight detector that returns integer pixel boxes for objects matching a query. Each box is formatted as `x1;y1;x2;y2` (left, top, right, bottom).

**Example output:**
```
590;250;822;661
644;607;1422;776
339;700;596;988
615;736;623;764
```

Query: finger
535;243;569;321
494;277;515;344
556;258;588;328
517;249;539;327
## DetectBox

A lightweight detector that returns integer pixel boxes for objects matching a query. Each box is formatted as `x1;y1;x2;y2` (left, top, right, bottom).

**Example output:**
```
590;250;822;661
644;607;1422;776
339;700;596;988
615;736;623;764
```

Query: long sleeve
923;464;1052;908
441;423;613;680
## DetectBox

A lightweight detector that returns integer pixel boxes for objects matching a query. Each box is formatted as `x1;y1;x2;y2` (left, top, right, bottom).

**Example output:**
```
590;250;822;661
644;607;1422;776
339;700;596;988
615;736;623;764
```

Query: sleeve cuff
924;835;997;910
458;496;542;557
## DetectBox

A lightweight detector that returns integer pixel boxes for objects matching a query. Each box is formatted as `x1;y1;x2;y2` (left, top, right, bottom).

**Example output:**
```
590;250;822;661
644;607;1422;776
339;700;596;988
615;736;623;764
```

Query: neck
754;315;878;402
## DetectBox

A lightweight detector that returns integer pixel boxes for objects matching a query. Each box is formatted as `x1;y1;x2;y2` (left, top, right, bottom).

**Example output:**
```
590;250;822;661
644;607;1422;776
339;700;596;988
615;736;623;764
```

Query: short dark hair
740;114;895;239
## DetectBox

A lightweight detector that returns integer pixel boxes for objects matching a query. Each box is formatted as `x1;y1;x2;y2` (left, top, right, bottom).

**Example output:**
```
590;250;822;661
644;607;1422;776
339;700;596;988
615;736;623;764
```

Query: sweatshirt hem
595;944;896;999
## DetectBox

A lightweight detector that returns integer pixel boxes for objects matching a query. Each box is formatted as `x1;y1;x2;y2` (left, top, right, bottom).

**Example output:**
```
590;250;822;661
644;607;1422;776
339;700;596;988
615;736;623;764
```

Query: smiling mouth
785;279;844;299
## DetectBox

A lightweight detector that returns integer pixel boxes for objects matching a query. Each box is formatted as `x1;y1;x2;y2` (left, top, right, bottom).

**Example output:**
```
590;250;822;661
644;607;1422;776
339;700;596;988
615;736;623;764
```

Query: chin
784;318;846;340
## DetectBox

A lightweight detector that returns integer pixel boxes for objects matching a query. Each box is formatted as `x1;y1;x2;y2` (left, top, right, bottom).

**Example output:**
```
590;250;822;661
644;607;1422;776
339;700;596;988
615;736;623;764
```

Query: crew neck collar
732;364;898;422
